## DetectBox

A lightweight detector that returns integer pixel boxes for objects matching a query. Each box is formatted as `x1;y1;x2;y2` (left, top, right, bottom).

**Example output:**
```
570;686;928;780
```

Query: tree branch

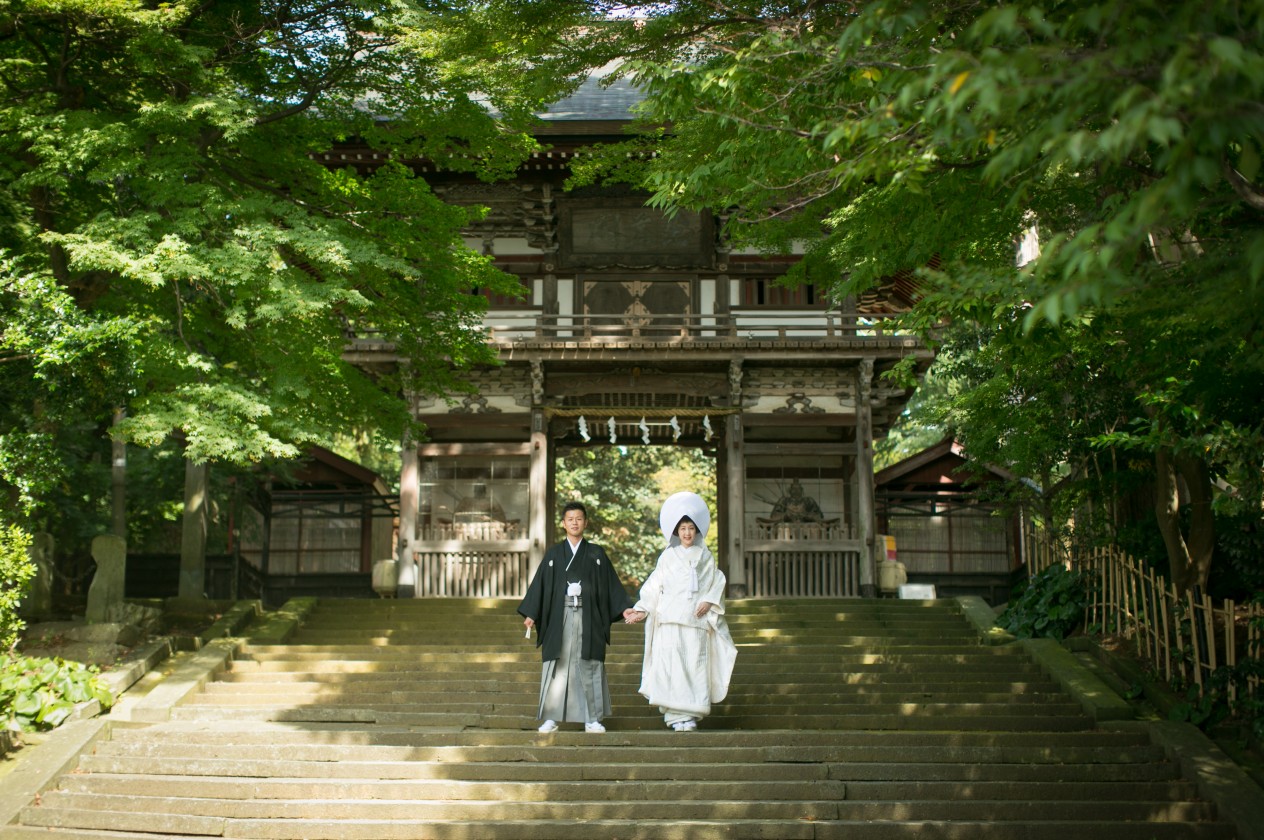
1223;157;1264;212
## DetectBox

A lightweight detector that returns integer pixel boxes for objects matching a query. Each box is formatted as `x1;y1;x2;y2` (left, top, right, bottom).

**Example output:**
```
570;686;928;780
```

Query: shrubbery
2;655;114;732
0;524;34;652
1;524;114;733
997;564;1091;639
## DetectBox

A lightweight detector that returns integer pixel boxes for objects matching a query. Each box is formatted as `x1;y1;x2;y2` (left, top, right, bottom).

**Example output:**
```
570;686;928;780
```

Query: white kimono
634;544;737;723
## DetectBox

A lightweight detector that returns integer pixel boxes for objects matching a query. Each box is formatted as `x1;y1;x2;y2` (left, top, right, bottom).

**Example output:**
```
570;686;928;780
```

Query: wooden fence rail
1028;536;1262;707
743;549;861;598
414;550;530;598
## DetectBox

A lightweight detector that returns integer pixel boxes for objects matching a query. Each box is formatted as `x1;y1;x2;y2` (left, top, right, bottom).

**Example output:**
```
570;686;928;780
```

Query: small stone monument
371;558;398;598
86;534;127;624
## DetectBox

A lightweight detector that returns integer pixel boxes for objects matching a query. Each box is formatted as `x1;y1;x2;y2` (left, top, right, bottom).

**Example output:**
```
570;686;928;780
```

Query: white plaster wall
492;237;543;256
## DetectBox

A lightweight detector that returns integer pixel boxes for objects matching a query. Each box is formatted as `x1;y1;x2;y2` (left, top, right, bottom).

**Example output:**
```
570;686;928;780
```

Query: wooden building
341;71;931;599
876;439;1027;604
234;447;397;603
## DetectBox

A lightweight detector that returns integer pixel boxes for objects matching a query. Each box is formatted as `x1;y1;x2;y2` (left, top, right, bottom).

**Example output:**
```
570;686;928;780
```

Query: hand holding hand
623;608;646;624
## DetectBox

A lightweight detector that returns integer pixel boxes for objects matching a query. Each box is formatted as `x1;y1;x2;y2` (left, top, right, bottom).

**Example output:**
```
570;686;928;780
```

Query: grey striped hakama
537;603;612;723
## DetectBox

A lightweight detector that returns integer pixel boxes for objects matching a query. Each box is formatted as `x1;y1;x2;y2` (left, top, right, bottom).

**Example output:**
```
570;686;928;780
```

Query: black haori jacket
518;539;633;663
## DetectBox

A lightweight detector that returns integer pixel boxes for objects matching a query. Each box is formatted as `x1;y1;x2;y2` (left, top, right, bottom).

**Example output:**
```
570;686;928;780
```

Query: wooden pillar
723;414;747;597
529;407;549;575
723;358;747;597
397;438;419;598
178;458;208;599
855;359;877;597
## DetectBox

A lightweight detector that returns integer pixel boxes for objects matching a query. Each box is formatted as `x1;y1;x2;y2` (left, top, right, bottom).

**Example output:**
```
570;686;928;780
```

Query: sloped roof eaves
876;439;1018;488
296;446;390;495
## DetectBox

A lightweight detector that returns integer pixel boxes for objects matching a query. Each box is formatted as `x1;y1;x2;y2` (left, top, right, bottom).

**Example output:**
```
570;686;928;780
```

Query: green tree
565;0;1264;592
556;446;716;587
0;0;589;527
0;524;33;652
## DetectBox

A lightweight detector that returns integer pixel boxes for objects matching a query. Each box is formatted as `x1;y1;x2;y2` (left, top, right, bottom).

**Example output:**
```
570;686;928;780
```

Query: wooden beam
744;443;853;456
417;443;531;457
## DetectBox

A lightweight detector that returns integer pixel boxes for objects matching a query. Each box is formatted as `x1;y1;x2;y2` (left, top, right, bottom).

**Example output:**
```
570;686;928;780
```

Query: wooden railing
743;548;862;597
742;523;863;597
414;548;531;598
1028;536;1262;707
480;311;915;344
748;522;854;542
419;523;524;541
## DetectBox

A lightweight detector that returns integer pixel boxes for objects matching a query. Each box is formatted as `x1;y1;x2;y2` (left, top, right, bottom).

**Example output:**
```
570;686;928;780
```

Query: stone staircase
8;598;1238;838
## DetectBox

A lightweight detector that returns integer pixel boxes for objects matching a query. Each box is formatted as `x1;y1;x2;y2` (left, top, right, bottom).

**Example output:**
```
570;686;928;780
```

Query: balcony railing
481;311;913;344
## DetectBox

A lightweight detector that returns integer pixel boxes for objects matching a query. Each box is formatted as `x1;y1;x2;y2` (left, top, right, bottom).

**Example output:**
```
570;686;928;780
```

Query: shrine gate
340;73;930;599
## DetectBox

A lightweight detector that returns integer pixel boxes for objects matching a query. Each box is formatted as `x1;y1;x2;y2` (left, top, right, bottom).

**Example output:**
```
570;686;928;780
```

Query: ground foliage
0;523;113;735
997;564;1090;640
563;0;1264;594
1;653;114;733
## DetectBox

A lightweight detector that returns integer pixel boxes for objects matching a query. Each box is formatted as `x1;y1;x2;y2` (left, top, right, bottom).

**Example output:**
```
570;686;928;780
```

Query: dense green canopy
2;0;1261;593
0;0;597;518
566;0;1264;591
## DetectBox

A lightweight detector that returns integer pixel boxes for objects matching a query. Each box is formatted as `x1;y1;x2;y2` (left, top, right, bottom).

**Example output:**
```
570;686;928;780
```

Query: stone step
226;655;1044;672
239;644;1008;658
68;754;1184;783
105;721;1155;749
212;666;1061;687
165;706;1093;731
198;684;1069;704
30;791;850;821
180;698;1088;720
294;620;976;633
53;773;844;801
173;695;1089;716
302;598;962;614
54;771;1202;803
7;597;1236;840
278;633;983;646
2;820;1237;840
71;754;842;781
92;739;1167;766
28;790;1219;823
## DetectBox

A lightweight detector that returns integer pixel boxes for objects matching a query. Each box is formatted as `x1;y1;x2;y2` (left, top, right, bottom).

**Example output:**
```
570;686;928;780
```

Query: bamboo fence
1027;536;1262;708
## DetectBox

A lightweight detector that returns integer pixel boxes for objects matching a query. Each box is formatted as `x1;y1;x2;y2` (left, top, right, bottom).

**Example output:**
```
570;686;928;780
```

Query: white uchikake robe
634;544;737;725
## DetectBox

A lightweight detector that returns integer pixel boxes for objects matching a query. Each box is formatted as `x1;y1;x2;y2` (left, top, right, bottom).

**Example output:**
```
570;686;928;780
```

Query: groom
518;501;636;733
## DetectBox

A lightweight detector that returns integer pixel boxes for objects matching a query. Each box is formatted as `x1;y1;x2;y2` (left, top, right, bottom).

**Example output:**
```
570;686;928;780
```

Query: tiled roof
538;63;643;121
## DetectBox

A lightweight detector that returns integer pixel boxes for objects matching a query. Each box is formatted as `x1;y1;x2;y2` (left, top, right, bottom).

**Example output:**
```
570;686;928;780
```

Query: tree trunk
1154;445;1194;591
111;410;127;539
1175;452;1215;591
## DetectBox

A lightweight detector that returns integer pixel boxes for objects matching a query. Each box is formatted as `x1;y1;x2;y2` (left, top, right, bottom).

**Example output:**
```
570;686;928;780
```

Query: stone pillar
87;534;126;623
22;532;54;620
397;438;419;598
178;459;208;599
528;407;549;576
855;359;877;598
